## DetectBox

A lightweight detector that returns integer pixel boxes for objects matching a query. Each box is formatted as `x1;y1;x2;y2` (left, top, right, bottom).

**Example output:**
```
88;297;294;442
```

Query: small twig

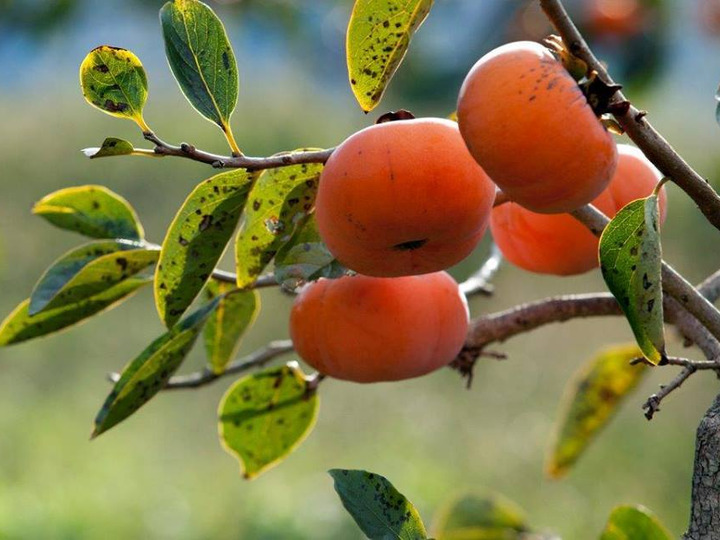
643;366;697;420
493;190;510;207
459;243;504;297
210;269;278;289
144;131;334;171
305;373;326;392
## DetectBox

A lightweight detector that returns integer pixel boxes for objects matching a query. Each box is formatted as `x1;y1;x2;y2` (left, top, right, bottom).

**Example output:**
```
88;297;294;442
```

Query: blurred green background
1;0;720;538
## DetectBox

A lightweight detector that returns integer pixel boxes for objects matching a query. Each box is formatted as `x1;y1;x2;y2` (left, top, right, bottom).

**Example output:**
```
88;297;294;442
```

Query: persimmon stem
459;243;503;297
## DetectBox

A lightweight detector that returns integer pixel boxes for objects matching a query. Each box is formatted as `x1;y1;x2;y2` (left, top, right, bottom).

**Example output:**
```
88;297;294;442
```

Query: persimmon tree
2;0;720;537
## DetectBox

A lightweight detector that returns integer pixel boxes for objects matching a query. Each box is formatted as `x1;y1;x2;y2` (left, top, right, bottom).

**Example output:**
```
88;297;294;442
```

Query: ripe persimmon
315;118;496;277
289;272;469;383
490;144;668;276
585;0;647;38
457;40;617;214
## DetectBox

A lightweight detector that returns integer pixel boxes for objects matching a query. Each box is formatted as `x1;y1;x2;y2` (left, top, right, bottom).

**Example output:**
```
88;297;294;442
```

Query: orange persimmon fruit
289;272;469;383
457;40;617;214
490;144;668;276
314;118;496;277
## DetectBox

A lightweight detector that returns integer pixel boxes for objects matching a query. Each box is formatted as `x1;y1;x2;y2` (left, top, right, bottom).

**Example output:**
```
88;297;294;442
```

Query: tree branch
539;0;720;231
210;269;278;289
459;243;503;297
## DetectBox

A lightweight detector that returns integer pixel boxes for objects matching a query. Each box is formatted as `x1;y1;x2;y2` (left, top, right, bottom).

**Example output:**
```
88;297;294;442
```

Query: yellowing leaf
432;492;528;540
347;0;434;112
600;505;672;540
79;46;149;131
547;345;649;479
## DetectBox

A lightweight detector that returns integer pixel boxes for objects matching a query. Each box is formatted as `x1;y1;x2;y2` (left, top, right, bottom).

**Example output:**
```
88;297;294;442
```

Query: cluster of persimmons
290;40;667;384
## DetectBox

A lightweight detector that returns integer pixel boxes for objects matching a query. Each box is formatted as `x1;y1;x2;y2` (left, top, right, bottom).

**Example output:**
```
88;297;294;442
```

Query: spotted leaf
82;137;155;159
547;344;648;479
235;156;323;288
600;505;672;540
432;492;529;540
599;196;665;364
33;185;144;241
219;363;319;479
329;469;428;540
155;169;256;328
93;298;219;437
203;281;260;374
80;46;149;131
0;277;150;347
347;0;434;112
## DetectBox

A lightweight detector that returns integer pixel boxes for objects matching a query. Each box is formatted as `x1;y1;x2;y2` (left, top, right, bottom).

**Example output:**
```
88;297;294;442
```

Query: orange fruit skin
289;272;469;383
490;144;668;276
315;118;496;277
457;41;618;214
585;0;646;38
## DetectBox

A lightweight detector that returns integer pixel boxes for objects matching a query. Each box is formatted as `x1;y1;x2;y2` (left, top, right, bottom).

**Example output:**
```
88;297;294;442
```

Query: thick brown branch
539;0;720;231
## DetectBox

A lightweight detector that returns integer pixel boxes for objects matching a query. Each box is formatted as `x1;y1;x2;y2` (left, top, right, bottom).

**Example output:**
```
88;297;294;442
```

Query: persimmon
457;40;617;214
585;0;647;38
289;272;469;383
490;144;668;276
314;118;496;277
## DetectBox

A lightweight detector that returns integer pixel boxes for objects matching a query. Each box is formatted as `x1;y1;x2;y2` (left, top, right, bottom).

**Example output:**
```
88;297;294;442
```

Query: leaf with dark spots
235;152;323;288
82;137;143;159
329;469;428;539
155;168;256;328
599;196;665;365
33;185;144;241
0;277;150;347
29;240;158;315
547;344;648;479
347;0;433;112
600;505;672;540
203;281;260;374
93;298;220;437
219;364;319;479
79;46;149;130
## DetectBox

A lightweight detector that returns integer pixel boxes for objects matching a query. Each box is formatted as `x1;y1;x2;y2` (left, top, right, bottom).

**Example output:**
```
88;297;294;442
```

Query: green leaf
33;185;144;241
273;216;346;289
219;363;319;479
599;196;665;364
93;298;219;437
29;241;159;315
346;0;434;112
160;0;240;153
155;168;256;328
203;281;260;374
235;156;323;288
0;277;150;347
329;469;428;540
547;344;648;479
79;46;150;131
600;505;672;540
432;492;528;540
82;137;156;159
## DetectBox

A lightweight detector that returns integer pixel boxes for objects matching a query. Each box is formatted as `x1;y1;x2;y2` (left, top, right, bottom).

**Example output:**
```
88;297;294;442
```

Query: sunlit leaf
346;0;434;112
273;216;346;289
599;196;665;364
235;156;323;288
155;168;256;328
219;363;319;479
432;492;529;540
600;505;672;540
203;280;260;374
547;344;648;479
29;241;159;315
160;0;240;152
33;185;144;241
93;298;219;437
82;137;156;159
0;277;150;347
79;46;149;131
329;469;428;540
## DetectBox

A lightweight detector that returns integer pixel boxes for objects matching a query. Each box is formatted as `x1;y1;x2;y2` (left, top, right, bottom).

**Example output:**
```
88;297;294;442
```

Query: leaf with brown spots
160;0;241;153
93;297;220;437
203;281;260;374
155;168;256;328
219;363;319;479
82;137;157;159
235;155;323;288
547;344;648;479
431;492;529;540
599;196;665;364
329;469;428;540
0;277;150;347
347;0;434;112
33;185;144;241
29;240;158;316
79;46;149;131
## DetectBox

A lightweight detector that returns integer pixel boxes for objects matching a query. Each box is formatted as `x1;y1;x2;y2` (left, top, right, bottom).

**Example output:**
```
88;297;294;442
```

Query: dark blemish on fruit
393;239;428;251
